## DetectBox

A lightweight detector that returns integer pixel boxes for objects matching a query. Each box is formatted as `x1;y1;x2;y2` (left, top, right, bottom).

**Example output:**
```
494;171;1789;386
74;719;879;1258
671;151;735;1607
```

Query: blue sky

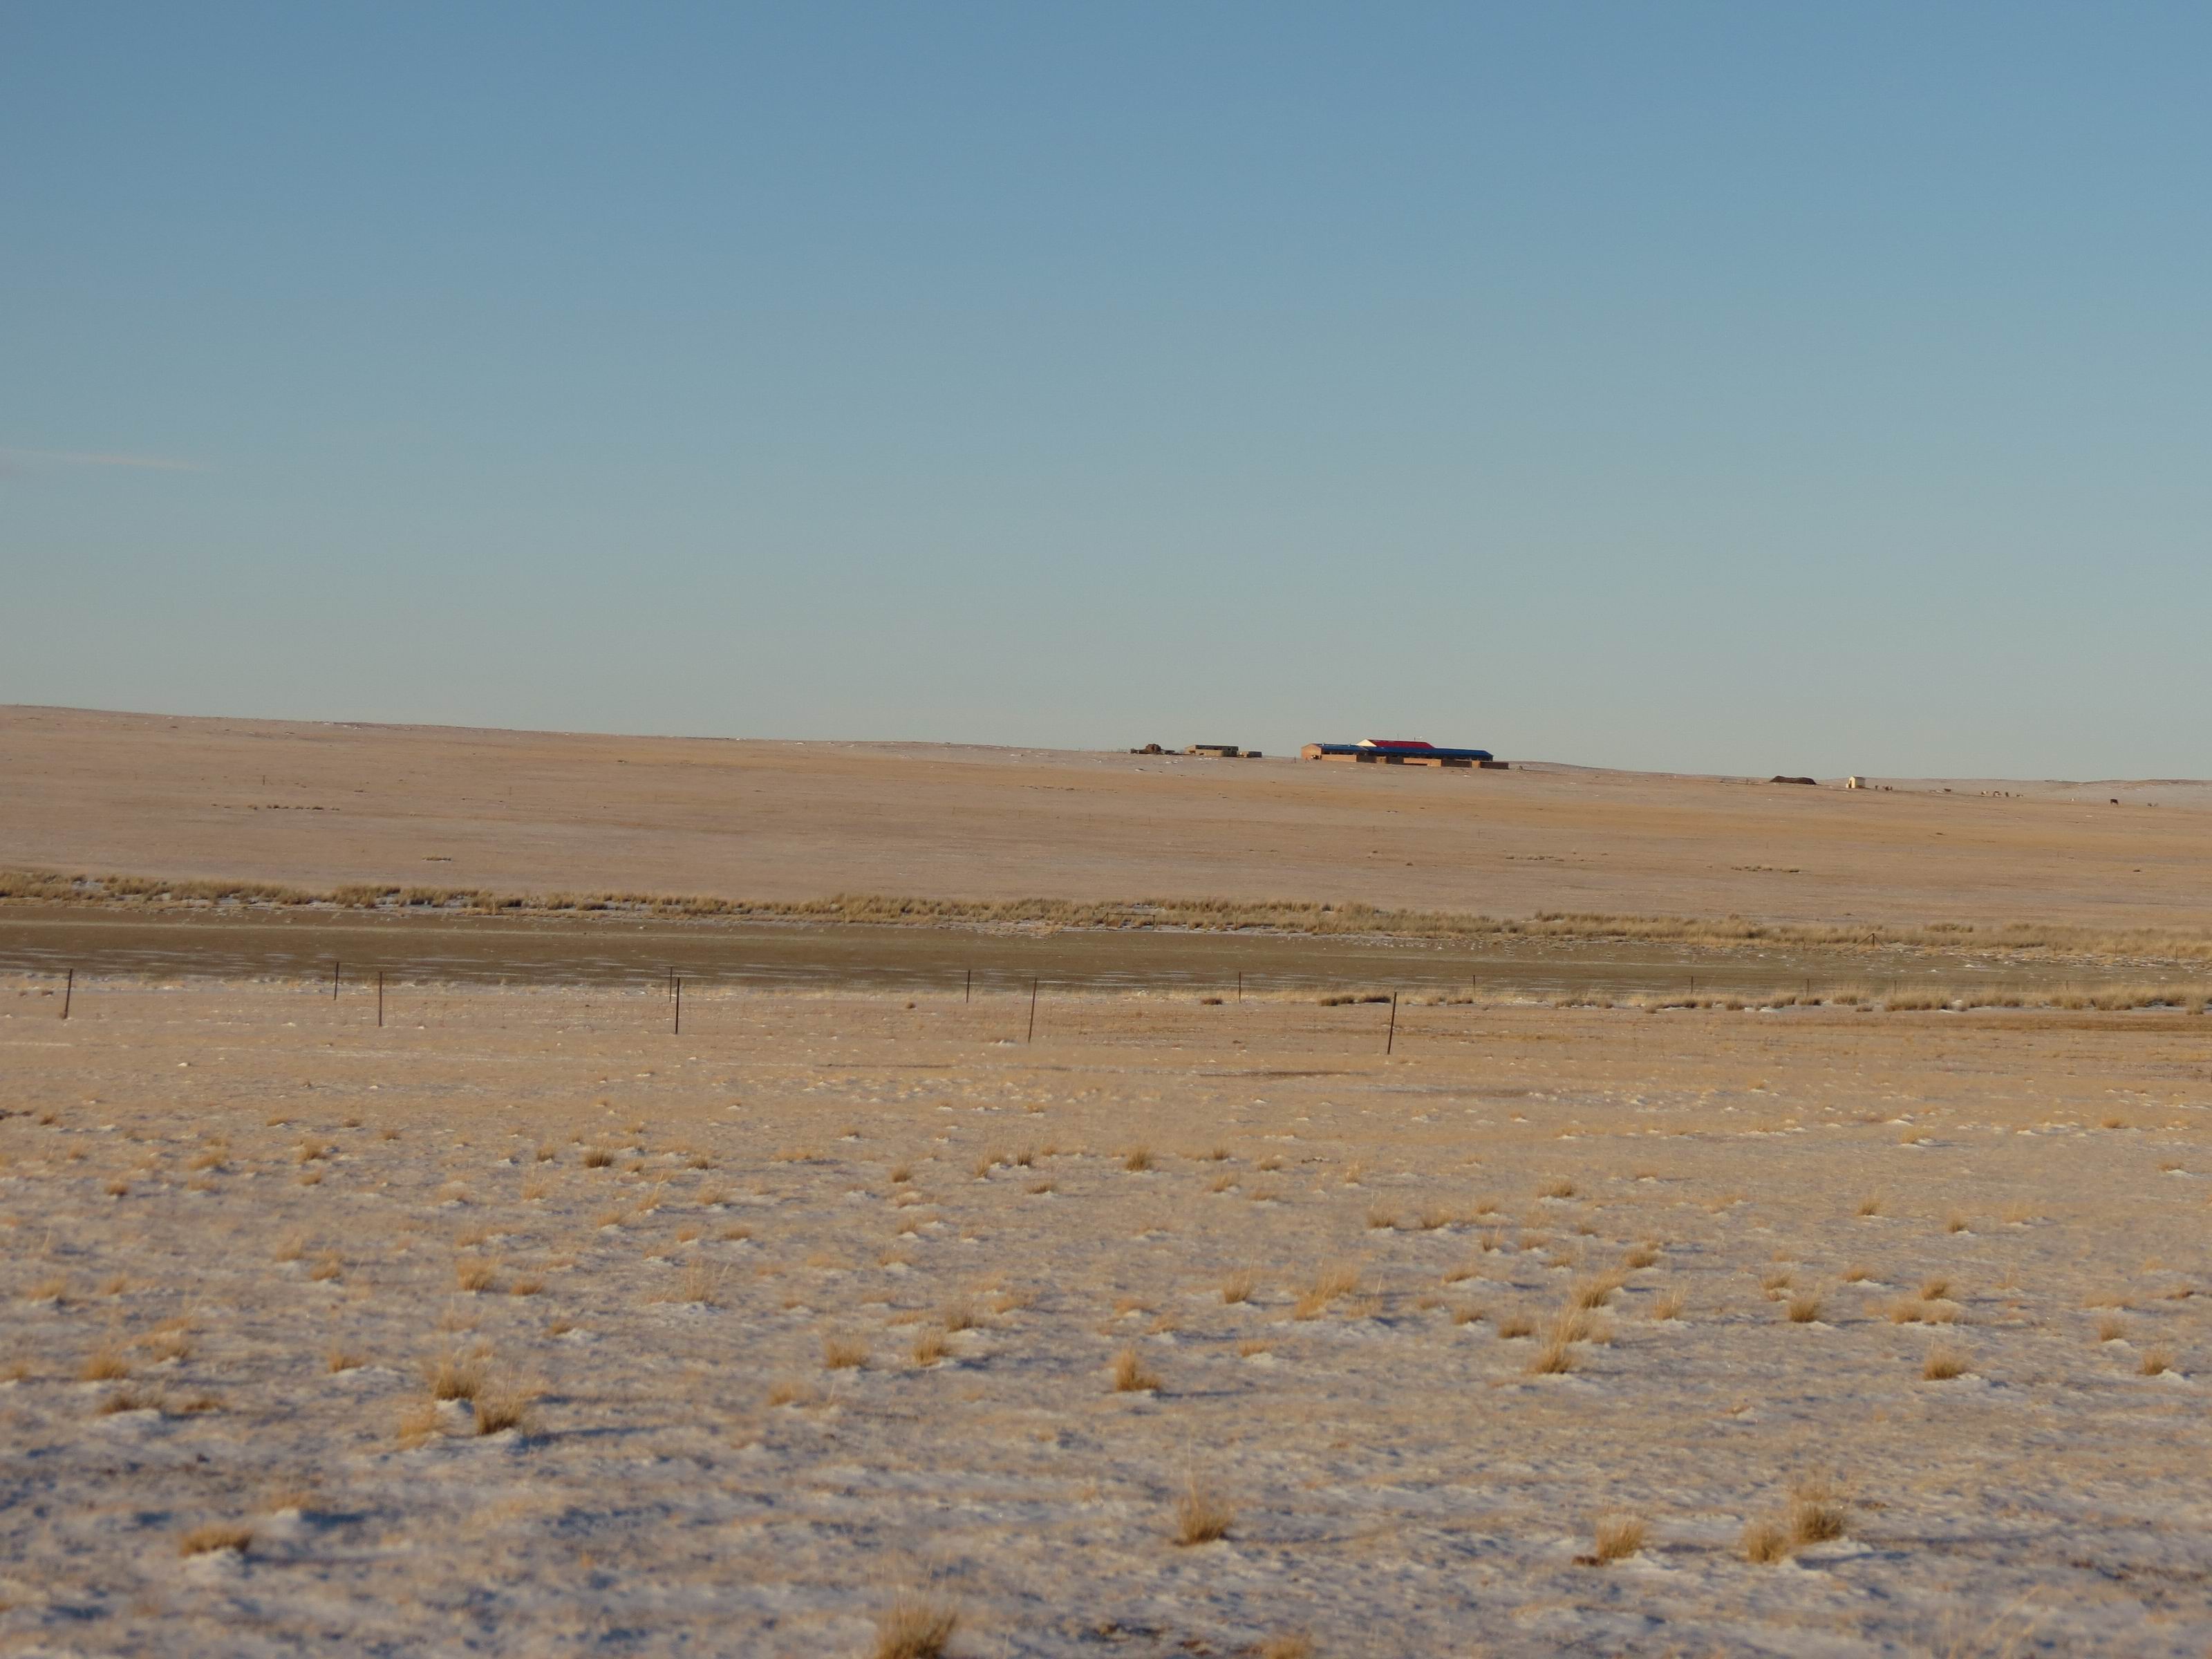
5;3;2207;776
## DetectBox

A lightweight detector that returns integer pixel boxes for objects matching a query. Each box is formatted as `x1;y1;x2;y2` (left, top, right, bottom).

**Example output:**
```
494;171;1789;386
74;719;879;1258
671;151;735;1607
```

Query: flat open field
8;704;2212;932
4;978;2209;1656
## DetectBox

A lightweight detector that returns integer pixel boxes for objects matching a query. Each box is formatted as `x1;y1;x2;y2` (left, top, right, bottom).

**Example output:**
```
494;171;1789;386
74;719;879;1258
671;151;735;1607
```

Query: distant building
1300;739;1502;769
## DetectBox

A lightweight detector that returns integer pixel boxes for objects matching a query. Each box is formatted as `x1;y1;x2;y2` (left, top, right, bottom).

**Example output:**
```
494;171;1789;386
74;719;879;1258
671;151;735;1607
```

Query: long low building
1300;738;1503;769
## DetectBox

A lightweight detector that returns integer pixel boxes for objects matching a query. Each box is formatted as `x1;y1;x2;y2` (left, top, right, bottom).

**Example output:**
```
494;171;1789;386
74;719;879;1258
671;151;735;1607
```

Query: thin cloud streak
0;447;201;474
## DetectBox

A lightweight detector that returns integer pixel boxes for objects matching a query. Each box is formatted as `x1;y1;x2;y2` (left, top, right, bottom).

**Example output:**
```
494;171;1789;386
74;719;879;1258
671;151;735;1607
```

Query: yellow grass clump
1922;1345;1970;1381
1582;1512;1646;1564
871;1595;958;1659
1172;1479;1235;1545
1742;1518;1791;1564
1111;1345;1160;1393
178;1522;253;1558
426;1350;486;1402
473;1382;537;1436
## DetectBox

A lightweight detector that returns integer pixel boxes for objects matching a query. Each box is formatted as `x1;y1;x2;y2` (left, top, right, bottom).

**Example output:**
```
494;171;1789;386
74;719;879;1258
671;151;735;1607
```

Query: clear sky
5;4;2208;778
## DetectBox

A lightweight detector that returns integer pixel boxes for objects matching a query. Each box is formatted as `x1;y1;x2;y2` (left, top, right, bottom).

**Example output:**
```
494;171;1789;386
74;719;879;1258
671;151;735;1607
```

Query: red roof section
1357;738;1434;751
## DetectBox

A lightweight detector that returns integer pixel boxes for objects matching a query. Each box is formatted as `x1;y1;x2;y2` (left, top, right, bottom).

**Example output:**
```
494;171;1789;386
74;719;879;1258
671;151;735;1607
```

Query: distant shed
1300;739;1501;769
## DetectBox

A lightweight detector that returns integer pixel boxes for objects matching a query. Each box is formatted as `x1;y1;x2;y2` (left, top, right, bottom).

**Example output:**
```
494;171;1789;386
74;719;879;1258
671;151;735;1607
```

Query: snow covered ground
3;978;2208;1656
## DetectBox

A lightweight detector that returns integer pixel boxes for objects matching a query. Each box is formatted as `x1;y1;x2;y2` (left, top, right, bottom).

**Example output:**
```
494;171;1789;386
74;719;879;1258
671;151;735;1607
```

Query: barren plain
3;707;2211;1656
6;704;2212;932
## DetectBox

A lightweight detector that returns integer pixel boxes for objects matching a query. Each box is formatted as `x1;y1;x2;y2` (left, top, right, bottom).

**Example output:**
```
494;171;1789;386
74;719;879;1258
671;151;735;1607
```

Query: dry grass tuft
473;1382;537;1436
911;1329;949;1367
1742;1517;1792;1564
2096;1311;2126;1342
1172;1478;1236;1545
1856;1192;1885;1217
1649;1287;1687;1322
1111;1344;1160;1393
453;1257;498;1293
1537;1177;1575;1200
1291;1262;1361;1320
79;1346;131;1382
1786;1292;1824;1324
1790;1493;1848;1546
396;1397;442;1448
1257;1635;1315;1659
657;1259;719;1306
1221;1269;1256;1305
823;1335;869;1371
1622;1243;1660;1270
871;1595;958;1659
1922;1344;1970;1381
1496;1311;1537;1339
1526;1335;1576;1375
1549;1306;1595;1345
426;1350;487;1402
1123;1146;1153;1172
2139;1347;2175;1377
178;1522;253;1558
1583;1512;1646;1564
1570;1274;1623;1311
765;1377;813;1409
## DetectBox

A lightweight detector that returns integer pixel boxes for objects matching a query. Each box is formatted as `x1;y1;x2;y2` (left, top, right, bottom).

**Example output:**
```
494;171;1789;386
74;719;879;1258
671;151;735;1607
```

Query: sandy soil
7;704;2211;931
4;977;2208;1656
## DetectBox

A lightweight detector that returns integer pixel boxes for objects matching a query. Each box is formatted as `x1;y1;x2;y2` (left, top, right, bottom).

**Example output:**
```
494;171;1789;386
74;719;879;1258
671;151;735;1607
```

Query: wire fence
10;957;2206;1050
